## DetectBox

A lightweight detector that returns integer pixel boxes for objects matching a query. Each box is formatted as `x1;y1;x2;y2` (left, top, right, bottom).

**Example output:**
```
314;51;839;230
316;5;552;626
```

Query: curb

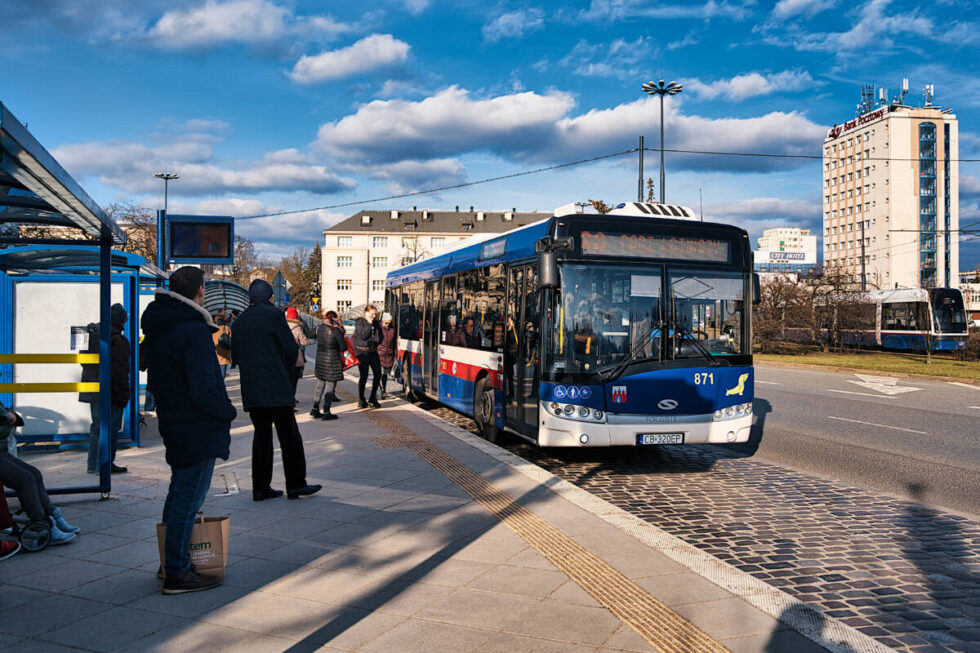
756;359;980;385
398;400;892;653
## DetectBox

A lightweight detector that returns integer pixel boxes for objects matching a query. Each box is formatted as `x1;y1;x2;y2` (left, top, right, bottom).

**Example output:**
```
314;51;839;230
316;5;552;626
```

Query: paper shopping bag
157;513;230;579
342;337;359;371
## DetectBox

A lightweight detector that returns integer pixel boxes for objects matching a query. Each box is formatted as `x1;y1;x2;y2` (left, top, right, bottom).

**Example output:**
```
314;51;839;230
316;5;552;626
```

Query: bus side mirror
752;273;761;306
539;250;558;289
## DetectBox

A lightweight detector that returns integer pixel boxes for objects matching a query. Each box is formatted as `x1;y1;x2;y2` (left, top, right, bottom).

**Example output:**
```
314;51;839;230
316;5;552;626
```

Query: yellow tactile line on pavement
368;411;729;653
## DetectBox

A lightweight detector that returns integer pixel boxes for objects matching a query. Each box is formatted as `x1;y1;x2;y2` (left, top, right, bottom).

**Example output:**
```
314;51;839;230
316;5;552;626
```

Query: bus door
423;280;439;394
504;264;540;435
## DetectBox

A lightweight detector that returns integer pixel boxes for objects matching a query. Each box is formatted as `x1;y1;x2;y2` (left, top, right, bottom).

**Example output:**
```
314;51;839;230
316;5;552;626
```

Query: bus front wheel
474;378;501;443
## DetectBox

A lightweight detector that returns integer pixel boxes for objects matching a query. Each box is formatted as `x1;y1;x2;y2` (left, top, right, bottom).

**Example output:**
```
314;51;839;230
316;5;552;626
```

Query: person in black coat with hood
232;279;321;502
353;305;383;408
141;266;236;595
310;310;345;420
79;303;130;474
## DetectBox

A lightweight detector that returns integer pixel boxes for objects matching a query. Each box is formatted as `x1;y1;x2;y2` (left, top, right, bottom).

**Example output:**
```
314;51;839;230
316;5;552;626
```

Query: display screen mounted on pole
166;214;235;265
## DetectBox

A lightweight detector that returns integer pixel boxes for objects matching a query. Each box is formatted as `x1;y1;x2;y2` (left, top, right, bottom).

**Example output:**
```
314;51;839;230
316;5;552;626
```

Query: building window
337;279;351;291
372;236;388;248
430;237;445;248
919;121;938;287
337;256;352;268
372;279;384;292
401;256;413;266
372;256;387;268
337;300;351;313
337;236;352;248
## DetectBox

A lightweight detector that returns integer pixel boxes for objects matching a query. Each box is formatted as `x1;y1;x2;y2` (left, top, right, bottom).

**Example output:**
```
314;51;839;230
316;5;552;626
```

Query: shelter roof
0;245;165;279
0;102;125;244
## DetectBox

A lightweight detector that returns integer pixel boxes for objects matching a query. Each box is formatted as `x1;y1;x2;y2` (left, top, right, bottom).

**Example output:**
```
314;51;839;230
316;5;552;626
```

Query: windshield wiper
673;325;720;366
597;321;663;382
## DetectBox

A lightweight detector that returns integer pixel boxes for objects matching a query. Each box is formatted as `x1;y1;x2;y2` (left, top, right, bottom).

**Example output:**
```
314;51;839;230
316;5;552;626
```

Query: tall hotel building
822;87;959;289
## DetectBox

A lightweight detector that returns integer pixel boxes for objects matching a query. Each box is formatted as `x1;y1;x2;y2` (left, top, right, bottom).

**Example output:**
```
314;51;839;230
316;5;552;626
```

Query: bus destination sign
580;231;729;262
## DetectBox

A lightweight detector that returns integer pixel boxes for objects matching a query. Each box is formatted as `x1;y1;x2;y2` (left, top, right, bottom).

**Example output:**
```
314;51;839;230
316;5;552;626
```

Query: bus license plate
639;433;684;445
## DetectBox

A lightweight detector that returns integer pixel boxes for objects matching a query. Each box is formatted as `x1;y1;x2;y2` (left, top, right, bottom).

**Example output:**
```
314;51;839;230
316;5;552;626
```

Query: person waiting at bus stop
233;279;321;502
353;305;383;408
377;312;397;399
79;303;130;475
310;310;344;420
0;400;79;546
141;266;236;594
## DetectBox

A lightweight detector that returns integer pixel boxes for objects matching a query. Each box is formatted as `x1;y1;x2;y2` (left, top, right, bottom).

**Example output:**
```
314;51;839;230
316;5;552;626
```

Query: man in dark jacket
142;267;236;595
353;305;383;408
232;279;321;502
80;303;130;474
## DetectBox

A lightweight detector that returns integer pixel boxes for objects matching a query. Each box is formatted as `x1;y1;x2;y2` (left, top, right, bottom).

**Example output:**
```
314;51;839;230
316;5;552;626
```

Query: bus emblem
452;362;457;375
657;399;678;410
554;385;567;399
612;386;627;403
725;373;749;397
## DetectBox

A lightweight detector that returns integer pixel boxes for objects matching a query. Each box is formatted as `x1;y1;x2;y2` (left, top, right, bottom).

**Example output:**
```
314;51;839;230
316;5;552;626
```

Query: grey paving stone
503;600;624;646
222;557;302;591
114;621;312;653
0;593;109;638
721;628;832;653
477;632;597;652
358;617;494;653
345;578;455;616
674;597;783;640
0;584;50;612
416;587;539;630
465;564;568;599
82;538;161;569
546;580;603;608
601;623;658;651
62;568;161;605
127;583;252;618
400;557;496;587
262;566;385;605
37;605;181;652
13;558;122;593
635;571;734;607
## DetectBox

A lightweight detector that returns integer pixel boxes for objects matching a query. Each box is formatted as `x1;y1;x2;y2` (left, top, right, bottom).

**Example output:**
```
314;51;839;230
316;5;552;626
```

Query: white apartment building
321;208;542;315
822;89;959;289
755;227;818;267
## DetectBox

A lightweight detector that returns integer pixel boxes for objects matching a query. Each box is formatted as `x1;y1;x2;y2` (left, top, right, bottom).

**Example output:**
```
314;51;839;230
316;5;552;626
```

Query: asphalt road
747;363;980;517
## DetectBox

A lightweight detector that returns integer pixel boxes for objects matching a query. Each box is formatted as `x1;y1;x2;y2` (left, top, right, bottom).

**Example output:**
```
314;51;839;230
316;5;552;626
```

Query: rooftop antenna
858;84;876;116
900;78;909;105
924;84;934;107
879;87;887;105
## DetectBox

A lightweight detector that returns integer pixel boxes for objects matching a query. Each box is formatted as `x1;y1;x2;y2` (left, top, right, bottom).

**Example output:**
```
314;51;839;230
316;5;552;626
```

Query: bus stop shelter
1;100;136;497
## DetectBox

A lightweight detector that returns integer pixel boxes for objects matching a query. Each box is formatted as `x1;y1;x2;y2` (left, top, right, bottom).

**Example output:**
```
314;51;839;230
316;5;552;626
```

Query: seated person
0;401;79;545
457;316;482;348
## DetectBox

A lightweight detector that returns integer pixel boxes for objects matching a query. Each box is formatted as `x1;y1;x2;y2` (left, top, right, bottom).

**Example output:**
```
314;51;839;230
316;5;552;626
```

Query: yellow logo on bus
725;373;749;397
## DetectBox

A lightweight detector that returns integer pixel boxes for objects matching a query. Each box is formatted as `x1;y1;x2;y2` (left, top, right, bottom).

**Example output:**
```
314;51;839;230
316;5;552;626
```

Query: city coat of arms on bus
612;386;627;404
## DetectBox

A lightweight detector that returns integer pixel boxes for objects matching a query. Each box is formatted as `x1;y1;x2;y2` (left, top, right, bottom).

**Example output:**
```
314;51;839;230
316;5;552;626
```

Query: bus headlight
743;402;753;414
550;402;559;410
724;406;735;418
578;406;591;418
593;410;604;420
563;405;575;417
714;409;724;420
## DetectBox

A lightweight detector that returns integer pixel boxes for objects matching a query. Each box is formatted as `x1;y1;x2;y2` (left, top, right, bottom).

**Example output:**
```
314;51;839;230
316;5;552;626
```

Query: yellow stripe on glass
0;382;99;393
0;354;99;364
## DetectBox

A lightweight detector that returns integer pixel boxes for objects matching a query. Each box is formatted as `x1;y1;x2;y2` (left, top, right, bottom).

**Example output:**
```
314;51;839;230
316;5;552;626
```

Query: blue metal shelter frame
1;101;136;498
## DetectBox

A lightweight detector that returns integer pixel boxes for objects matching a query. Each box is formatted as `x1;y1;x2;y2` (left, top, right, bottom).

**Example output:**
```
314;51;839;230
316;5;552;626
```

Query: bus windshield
929;289;967;333
548;263;746;376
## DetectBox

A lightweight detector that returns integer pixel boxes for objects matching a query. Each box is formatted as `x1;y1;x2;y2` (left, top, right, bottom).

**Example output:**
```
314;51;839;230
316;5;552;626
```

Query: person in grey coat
232;280;321;502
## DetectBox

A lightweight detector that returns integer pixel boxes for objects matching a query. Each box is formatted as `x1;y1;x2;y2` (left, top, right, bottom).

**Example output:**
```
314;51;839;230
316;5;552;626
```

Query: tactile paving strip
368;410;730;653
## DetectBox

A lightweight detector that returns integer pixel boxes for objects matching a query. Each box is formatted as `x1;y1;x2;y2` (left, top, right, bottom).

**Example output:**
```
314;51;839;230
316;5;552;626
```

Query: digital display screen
580;231;729;263
169;223;232;259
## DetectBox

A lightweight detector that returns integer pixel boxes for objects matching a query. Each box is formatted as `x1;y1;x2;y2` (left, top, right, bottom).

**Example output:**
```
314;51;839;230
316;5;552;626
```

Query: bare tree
232;236;259;287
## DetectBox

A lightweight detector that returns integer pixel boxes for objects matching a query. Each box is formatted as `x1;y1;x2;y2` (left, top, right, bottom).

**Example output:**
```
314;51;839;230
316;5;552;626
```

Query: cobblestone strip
367;410;730;653
413;404;899;653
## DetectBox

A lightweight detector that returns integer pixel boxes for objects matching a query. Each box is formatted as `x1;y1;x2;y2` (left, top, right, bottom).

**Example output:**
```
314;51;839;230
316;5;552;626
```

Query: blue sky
2;0;979;269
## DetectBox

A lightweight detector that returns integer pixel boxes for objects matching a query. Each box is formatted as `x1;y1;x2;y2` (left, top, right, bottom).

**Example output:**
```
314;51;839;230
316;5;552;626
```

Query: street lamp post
641;79;682;204
153;172;179;271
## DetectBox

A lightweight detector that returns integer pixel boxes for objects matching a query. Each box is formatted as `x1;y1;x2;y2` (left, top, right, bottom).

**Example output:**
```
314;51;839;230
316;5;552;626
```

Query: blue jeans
87;403;124;472
219;364;228;378
144;389;156;412
162;458;216;575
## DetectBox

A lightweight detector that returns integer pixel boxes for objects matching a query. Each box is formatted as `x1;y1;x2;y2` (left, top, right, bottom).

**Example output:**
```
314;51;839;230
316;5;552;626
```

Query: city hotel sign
827;107;886;139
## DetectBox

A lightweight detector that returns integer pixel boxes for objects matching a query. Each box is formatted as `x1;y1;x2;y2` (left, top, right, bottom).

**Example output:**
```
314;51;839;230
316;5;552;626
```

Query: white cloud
289;34;410;84
483;8;545;43
313;86;827;174
704;197;822;242
346;158;468;194
686;70;816;101
560;37;657;80
771;0;836;20
54;137;355;197
401;0;430;15
667;30;700;50
378;79;428;98
315;86;575;163
578;0;756;22
961;174;980;201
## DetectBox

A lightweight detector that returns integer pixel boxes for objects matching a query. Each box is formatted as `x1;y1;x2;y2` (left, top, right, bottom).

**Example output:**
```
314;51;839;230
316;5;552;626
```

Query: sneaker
47;517;76;546
111;464;128;474
0;541;21;561
52;507;80;534
162;567;222;595
253;488;284;502
320;412;338;421
357;400;368;409
309;408;322;419
287;484;322;500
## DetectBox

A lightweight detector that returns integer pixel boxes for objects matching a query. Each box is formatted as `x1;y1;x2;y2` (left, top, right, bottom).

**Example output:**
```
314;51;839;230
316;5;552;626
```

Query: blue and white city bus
385;202;759;447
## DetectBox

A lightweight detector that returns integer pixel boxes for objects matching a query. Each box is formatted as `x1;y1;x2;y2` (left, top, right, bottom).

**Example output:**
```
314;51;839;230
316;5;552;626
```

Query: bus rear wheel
474;377;501;443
